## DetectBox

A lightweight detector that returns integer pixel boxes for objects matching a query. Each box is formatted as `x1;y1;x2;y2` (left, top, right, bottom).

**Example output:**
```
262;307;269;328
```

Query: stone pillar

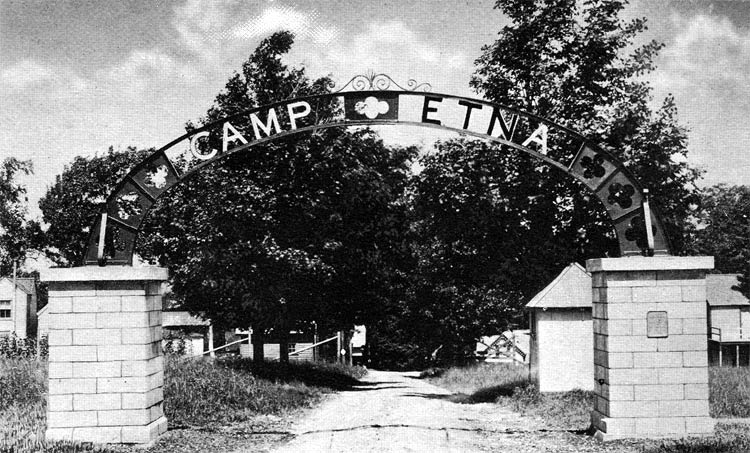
41;266;168;444
587;257;714;440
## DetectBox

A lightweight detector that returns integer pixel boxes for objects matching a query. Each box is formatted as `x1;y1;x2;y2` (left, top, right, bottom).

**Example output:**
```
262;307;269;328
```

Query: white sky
1;0;749;221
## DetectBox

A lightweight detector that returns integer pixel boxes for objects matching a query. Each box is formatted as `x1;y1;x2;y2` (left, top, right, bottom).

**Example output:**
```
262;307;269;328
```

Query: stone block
98;376;150;393
656;270;706;285
595;396;610;414
609;400;659;418
97;312;150;329
682;285;707;302
608;368;659;385
122;388;164;409
121;296;150;312
656;335;707;352
668;318;683;336
121;327;155;345
72;361;121;378
632;320;647;336
659;400;709;417
607;304;649;320
48;297;73;314
684;383;709;400
149;404;164;421
98;344;157;362
604;271;657;287
98;409;153;426
608;320;632;336
608;336;658;353
95;281;146;296
74;393;121;411
633;352;682;368
49;378;97;395
121;416;167;444
608;353;633;369
635;417;685;435
598;417;636;439
634;384;683;401
72;427;121;443
682;318;708;336
48;363;73;379
45;428;74;441
48;282;96;297
73;328;122;345
148;295;163;311
49;345;98;362
683;351;708;367
603;287;633;303
121;356;164;377
48;313;97;330
593;302;608;319
47;410;98;428
72;296;121;313
148;311;162;327
594;333;608;351
48;395;73;412
48;330;72;346
659;367;708;384
685;417;716;434
145;282;163;296
608;385;634;401
632;286;683;303
658;302;706;319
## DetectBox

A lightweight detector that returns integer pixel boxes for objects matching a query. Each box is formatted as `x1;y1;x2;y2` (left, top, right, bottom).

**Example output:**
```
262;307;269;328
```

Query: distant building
707;274;750;366
162;310;213;356
526;263;594;392
0;277;37;339
476;331;529;364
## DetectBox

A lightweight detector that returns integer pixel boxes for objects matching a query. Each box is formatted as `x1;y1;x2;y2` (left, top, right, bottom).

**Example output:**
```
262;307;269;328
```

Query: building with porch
707;274;750;366
0;277;37;338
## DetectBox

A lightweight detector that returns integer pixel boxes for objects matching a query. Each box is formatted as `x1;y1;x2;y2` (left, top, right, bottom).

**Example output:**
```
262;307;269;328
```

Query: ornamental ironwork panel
83;75;672;265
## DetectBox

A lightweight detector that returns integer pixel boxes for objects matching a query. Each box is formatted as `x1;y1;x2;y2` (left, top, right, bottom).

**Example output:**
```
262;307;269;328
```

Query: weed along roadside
0;354;367;453
425;363;750;452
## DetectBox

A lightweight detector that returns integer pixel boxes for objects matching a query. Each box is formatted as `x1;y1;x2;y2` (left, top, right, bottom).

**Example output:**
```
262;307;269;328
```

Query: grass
427;363;750;452
709;366;750;418
424;362;593;430
0;356;366;452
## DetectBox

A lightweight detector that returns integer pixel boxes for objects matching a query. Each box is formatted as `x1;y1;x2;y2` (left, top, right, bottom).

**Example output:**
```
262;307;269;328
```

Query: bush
0;333;46;359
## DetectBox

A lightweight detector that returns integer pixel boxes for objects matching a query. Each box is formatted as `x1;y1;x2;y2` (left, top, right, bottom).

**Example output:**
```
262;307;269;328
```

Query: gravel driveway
260;370;641;453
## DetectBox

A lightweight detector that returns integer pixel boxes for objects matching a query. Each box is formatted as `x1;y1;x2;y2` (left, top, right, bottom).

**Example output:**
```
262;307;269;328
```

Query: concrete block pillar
587;257;714;440
41;266;169;444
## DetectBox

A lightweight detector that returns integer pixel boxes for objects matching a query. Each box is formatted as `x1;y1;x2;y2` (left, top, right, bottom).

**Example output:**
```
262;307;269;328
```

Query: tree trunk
252;326;264;364
279;330;289;364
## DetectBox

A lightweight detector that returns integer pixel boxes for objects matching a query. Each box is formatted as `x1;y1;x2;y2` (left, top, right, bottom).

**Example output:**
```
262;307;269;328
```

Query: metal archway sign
84;74;671;266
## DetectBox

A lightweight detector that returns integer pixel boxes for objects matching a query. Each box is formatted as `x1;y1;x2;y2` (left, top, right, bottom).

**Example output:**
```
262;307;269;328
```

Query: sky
2;0;750;221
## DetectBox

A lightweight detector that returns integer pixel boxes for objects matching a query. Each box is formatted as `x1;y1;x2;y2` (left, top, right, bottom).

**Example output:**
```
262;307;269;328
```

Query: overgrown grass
709;366;750;418
0;356;366;452
424;362;593;430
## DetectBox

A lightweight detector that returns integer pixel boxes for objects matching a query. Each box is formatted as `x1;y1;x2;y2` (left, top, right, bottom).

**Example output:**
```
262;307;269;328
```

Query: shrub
0;333;45;359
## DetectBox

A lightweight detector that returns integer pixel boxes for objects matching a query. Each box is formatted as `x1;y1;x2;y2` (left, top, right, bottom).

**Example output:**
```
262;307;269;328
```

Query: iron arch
84;74;671;265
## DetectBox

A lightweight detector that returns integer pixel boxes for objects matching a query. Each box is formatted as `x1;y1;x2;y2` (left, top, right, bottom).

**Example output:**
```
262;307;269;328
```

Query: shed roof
0;277;35;294
526;263;592;309
707;274;749;307
162;311;210;327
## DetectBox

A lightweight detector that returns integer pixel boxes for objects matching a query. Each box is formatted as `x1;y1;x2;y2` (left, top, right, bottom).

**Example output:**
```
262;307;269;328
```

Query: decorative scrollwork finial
332;72;432;93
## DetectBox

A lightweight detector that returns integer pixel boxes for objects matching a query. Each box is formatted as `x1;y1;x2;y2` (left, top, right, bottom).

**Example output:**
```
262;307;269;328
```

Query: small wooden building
707;274;750;366
526;263;594;392
0;277;37;339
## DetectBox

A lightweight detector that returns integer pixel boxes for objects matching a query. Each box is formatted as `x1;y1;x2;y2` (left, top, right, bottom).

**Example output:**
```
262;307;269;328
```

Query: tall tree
0;158;36;275
39;147;152;266
139;31;415;361
472;0;702;258
687;184;750;298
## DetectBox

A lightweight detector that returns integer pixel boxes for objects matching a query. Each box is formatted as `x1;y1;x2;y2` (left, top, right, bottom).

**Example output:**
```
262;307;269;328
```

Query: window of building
0;300;10;318
288;343;296;354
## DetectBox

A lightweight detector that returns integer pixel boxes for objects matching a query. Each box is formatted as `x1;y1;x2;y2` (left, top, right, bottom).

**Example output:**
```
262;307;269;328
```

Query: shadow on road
404;383;518;404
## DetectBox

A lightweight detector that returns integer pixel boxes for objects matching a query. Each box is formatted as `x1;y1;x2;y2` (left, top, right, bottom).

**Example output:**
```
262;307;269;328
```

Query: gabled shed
526;263;593;392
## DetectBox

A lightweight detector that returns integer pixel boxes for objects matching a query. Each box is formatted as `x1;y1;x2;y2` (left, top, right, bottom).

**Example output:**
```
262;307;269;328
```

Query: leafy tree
687;184;750;298
139;31;416;361
471;0;702;258
39;147;152;266
0;157;36;275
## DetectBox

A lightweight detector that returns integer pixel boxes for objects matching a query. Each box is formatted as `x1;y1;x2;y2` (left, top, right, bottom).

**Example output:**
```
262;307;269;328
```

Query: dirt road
268;370;632;453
